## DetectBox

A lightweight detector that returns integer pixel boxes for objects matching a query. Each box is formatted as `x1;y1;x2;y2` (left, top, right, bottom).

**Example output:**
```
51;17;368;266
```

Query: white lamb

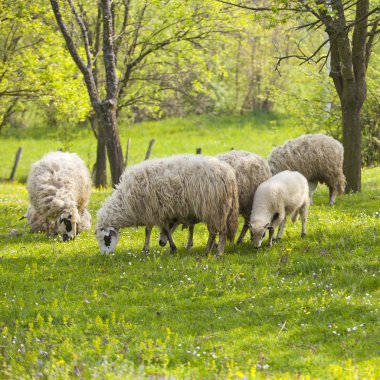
268;134;346;205
158;150;272;247
250;170;310;248
95;154;239;257
26;151;92;241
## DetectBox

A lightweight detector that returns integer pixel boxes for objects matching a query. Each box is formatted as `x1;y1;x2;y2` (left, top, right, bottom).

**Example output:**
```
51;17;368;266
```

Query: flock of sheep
22;134;346;256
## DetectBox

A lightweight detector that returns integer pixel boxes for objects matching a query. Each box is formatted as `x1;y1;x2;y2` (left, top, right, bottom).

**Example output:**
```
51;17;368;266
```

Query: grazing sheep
268;134;346;205
250;170;309;248
20;205;91;235
95;154;239;257
158;150;272;247
26;151;92;241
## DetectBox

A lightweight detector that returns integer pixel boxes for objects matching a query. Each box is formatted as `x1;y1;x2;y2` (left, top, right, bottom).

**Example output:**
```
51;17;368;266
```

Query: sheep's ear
109;229;118;237
19;214;27;221
271;213;279;223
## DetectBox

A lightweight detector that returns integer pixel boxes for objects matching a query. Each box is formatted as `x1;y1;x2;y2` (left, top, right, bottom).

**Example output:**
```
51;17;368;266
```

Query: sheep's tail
336;173;346;195
226;186;239;242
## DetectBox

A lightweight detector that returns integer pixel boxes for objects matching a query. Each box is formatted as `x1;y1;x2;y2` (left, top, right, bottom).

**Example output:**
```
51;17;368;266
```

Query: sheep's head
250;221;270;248
58;209;79;241
96;227;119;254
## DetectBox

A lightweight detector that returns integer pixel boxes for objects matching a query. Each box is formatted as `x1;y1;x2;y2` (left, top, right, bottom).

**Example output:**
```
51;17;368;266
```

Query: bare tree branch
216;0;302;12
101;0;118;102
67;0;92;68
365;18;379;69
50;0;99;106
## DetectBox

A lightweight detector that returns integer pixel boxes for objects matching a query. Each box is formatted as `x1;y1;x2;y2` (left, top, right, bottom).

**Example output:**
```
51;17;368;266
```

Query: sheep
267;134;346;205
249;170;309;248
20;205;91;235
158;150;272;247
95;154;239;257
26;151;92;241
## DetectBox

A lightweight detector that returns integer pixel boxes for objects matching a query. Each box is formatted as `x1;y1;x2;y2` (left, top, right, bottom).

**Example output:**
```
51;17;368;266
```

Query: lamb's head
250;220;270;248
58;209;80;241
96;227;119;254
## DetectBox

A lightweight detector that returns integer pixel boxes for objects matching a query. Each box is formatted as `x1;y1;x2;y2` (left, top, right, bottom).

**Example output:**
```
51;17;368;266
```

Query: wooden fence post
9;146;23;182
124;137;131;167
145;139;155;160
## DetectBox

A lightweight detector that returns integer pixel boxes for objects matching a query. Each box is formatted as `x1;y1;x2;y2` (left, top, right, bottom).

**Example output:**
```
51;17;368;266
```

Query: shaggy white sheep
20;205;91;235
268;134;346;205
250;170;309;248
26;151;92;241
158;150;272;247
95;154;239;257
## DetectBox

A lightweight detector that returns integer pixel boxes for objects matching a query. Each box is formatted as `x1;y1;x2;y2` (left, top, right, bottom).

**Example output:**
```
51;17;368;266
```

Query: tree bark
323;0;370;193
95;102;124;186
91;115;107;188
100;0;124;186
342;104;362;192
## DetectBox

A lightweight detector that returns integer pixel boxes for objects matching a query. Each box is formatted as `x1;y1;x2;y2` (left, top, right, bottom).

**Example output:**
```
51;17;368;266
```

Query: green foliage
0;116;379;378
0;0;91;131
361;47;380;167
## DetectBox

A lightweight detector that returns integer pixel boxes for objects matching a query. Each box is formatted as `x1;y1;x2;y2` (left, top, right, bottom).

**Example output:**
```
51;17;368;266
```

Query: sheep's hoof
185;242;193;250
169;247;177;254
141;248;149;254
301;232;306;238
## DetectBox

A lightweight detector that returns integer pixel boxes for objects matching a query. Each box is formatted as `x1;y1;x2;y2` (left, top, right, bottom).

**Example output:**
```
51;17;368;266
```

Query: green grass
0;114;379;379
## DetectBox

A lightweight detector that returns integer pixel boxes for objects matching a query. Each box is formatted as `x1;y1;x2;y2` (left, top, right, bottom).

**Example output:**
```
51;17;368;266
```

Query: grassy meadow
0;114;379;379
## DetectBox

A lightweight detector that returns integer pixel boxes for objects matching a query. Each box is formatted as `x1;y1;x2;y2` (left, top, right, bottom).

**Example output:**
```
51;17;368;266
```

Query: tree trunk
94;127;107;188
96;102;124;186
342;103;362;192
89;114;107;188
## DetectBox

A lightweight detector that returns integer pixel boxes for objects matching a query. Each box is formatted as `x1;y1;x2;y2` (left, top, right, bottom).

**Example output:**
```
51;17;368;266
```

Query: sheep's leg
299;204;308;237
308;181;318;205
185;224;194;250
328;187;337;206
215;234;226;257
158;226;168;247
267;227;275;247
164;227;177;254
276;216;287;240
205;233;217;255
236;222;250;245
142;227;152;253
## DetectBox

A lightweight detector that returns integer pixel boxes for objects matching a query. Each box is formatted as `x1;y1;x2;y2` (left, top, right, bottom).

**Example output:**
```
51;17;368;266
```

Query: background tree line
1;0;379;189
